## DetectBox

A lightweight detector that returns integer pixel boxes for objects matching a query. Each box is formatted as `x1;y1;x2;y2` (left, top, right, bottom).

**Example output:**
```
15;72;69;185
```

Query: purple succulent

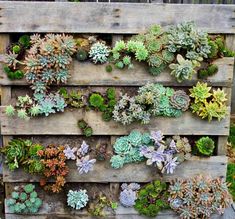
77;141;89;157
121;183;140;191
146;145;165;165
63;145;77;160
169;140;176;150
150;130;164;146
163;155;178;174
119;189;137;207
76;155;96;174
139;145;152;157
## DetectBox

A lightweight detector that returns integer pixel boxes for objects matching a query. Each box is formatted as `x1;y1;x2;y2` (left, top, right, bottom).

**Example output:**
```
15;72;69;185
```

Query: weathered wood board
0;109;230;135
0;2;234;33
0;58;234;87
3;156;228;183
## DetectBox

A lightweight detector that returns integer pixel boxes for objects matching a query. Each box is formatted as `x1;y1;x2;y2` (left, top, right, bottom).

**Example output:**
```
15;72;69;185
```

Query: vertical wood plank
217;136;228;155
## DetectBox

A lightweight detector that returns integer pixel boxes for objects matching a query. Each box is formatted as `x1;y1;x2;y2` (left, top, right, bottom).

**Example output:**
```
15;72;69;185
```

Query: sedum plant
67;189;89;210
195;136;215;156
37;144;69;193
89;42;110;64
113;83;190;125
134;180;169;217
132;25;175;76
190;82;227;122
6;184;42;214
168;175;233;219
77;119;93;137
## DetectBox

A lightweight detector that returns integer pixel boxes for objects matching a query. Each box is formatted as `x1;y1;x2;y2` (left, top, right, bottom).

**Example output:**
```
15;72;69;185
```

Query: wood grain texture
0;2;234;33
3;156;228;182
0;108;230;136
0;57;233;87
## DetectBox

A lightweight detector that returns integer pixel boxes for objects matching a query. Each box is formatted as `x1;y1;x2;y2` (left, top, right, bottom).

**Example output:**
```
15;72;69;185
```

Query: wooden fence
0;1;234;218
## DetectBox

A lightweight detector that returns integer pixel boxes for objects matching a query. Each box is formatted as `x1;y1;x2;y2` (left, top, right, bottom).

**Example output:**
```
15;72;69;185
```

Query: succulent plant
168;175;233;219
195;136;215;156
170;90;190;111
67;189;89;210
169;54;198;83
89;42;110;64
6;184;42;214
105;64;113;73
134;180;169;217
190;82;227;122
119;183;140;207
77;120;93;137
76;49;88;61
198;64;219;79
89;93;105;110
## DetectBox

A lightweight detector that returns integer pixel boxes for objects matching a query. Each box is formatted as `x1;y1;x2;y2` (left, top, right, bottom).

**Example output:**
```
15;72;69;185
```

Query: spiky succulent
134;180;169;217
168;175;233;219
190;82;227;122
67;189;89;210
89;42;110;64
6;184;42;214
195;137;215;156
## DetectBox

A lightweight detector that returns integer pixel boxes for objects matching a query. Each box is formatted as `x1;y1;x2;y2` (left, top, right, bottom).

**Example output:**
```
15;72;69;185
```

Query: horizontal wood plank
0;2;234;33
0;108;230;136
0;58;234;87
3;156;228;182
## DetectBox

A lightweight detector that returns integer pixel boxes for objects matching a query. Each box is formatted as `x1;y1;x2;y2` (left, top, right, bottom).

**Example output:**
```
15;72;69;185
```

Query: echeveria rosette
170;90;190;111
195;137;215;156
77;141;89;157
76;155;96;174
150;130;164;146
113;137;131;155
189;82;212;103
63;145;77;160
67;189;89;210
110;155;125;169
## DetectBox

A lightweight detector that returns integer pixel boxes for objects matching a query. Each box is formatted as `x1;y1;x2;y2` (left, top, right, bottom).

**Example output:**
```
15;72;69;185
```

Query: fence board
0;109;230;135
0;57;233;87
0;2;234;33
3;156;228;183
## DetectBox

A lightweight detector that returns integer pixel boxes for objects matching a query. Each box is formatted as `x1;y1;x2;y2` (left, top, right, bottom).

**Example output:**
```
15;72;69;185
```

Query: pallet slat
0;2;234;33
3;156;228;183
0;58;233;87
0;109;230;136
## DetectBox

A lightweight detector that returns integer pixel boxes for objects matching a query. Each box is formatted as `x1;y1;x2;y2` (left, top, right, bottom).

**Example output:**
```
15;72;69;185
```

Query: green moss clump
195;136;215;156
226;163;235;200
134;180;169;217
198;64;218;79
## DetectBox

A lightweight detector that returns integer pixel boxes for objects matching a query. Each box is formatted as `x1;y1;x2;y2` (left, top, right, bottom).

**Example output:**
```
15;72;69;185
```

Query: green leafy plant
169;175;233;219
190;82;227;122
134;180;169;217
195;136;215;156
6;184;42;214
226;163;235;200
77;119;93;137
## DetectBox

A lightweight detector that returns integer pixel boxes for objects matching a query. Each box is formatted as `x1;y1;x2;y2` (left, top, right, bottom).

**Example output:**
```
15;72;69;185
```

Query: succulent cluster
140;131;191;174
1;139;44;173
88;194;118;216
67;189;89;210
195;136;215;156
89;42;110;64
6;184;42;214
63;141;96;174
132;25;175;76
119;183;140;207
95;143;109;161
190;82;227;121
134;180;169;217
77;119;93;137
168;175;233;219
113;83;189;125
59;88;85;108
4;35;30;80
89;88;117;122
167;22;211;82
198;64;218;79
110;130;147;169
37;144;69;193
112;40;148;69
5;92;67;120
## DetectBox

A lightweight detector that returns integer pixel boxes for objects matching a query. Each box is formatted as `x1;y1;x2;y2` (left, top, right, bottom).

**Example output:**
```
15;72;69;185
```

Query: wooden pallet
0;2;234;219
